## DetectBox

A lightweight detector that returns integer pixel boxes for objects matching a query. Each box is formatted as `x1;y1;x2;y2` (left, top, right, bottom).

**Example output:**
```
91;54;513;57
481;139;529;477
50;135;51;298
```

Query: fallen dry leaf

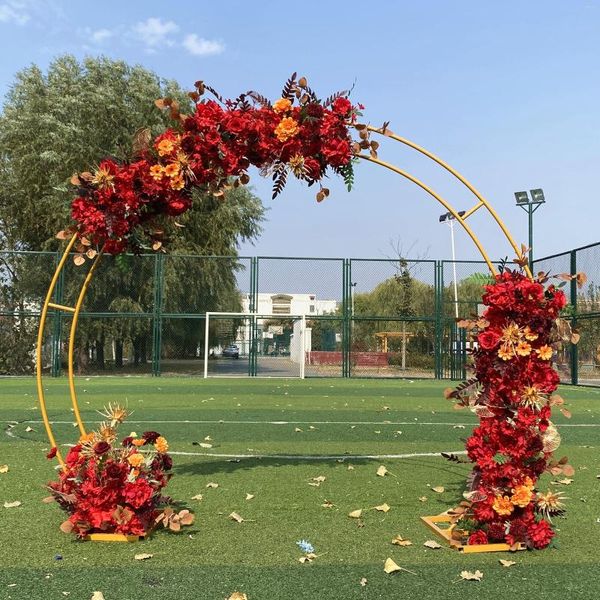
384;557;416;575
312;475;326;483
391;535;412;546
431;486;445;494
227;593;248;600
191;494;203;501
423;540;442;549
0;465;8;473
229;512;245;523
321;499;334;508
245;493;255;501
374;503;391;513
347;464;355;471
199;442;213;448
298;552;317;563
206;482;219;488
348;509;363;519
418;496;428;502
134;553;153;560
376;465;389;477
25;426;34;432
460;569;483;581
91;593;105;600
359;577;368;587
294;427;303;432
499;559;516;567
3;500;21;508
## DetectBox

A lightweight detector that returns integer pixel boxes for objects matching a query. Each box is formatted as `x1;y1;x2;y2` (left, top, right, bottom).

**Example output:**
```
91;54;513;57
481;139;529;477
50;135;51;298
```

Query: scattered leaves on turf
423;540;442;549
191;494;203;501
245;493;255;501
294;427;303;432
460;570;483;581
229;512;245;523
392;535;412;546
227;593;248;600
25;426;34;432
321;499;334;508
206;482;219;488
134;553;153;560
419;496;428;502
91;593;105;600
309;475;326;487
348;509;363;518
359;577;368;586
384;558;416;575
0;465;8;473
3;500;21;508
553;478;573;486
298;553;317;563
347;464;355;471
431;486;445;493
199;442;213;448
376;465;389;477
499;559;516;567
374;503;390;513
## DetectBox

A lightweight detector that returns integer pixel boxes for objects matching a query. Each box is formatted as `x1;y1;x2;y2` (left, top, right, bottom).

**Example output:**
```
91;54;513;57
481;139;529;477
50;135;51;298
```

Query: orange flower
128;453;145;468
132;438;145;447
497;342;514;361
523;326;538;341
501;322;521;344
515;341;532;357
275;117;300;142
154;436;169;453
91;166;115;190
164;163;181;178
523;476;535;490
536;345;553;360
79;432;95;444
273;98;292;113
170;175;185;190
157;138;176;156
511;485;533;508
492;495;514;516
150;165;164;180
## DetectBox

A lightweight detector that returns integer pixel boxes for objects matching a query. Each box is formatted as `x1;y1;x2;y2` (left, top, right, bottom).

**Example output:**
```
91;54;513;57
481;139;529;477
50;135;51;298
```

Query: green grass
1;377;599;600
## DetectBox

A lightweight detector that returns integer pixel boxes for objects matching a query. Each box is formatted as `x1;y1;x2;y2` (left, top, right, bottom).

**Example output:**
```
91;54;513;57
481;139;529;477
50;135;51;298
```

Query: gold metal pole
36;234;78;468
357;154;497;275
366;126;532;279
68;248;104;436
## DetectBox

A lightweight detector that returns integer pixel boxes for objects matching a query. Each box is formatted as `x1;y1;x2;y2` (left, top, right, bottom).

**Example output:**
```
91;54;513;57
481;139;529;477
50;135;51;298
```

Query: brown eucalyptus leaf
562;464;575;477
560;408;572;419
86;249;97;259
59;519;73;533
178;510;194;526
576;272;588;288
56;230;70;240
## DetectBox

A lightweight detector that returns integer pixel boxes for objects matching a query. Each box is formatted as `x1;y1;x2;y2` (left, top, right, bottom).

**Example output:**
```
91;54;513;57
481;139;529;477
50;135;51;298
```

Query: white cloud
133;17;179;49
183;33;225;56
91;28;113;43
0;1;30;25
182;33;224;56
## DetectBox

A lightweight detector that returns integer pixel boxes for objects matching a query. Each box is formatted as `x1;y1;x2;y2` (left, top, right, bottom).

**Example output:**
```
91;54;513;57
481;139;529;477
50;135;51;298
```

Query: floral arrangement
445;264;582;549
46;404;193;537
62;74;366;257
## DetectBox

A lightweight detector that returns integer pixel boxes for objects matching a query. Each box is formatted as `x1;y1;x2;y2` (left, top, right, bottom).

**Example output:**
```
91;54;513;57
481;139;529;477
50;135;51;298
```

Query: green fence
1;244;597;381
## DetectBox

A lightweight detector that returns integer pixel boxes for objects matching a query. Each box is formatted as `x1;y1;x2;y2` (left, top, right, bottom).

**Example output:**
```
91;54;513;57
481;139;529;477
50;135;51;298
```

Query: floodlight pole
514;189;545;268
350;282;357;316
439;212;464;321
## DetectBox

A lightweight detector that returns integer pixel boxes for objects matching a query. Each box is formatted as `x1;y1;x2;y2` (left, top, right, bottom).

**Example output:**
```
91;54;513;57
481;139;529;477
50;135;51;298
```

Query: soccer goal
203;312;307;378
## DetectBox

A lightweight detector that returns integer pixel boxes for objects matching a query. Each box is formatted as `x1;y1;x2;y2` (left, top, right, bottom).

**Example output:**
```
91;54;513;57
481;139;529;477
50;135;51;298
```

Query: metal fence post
342;259;350;378
570;250;578;385
249;257;259;376
51;249;65;377
152;253;164;377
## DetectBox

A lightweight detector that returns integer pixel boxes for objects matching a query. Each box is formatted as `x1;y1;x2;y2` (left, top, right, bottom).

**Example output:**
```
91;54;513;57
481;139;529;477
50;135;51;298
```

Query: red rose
468;530;489;545
477;329;501;350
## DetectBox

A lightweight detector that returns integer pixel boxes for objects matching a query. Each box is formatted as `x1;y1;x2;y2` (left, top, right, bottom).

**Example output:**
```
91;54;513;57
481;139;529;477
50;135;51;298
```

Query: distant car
222;345;239;359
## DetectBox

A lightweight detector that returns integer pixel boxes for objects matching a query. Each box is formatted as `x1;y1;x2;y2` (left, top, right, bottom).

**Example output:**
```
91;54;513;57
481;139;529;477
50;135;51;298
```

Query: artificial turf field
1;377;599;600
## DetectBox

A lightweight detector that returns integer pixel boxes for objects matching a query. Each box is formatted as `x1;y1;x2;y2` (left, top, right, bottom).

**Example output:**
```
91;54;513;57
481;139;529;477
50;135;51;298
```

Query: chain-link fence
2;244;599;382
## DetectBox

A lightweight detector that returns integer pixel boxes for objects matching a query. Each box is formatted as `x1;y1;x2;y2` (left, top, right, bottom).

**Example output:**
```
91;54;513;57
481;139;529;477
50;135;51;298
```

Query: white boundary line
166;450;469;460
26;419;600;427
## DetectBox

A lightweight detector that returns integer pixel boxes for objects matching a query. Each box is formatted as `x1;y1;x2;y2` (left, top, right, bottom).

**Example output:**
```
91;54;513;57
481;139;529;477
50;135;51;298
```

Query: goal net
203;312;307;378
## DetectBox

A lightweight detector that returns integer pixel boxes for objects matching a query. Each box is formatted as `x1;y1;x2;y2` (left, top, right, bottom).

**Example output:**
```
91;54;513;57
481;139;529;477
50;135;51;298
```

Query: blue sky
1;0;599;263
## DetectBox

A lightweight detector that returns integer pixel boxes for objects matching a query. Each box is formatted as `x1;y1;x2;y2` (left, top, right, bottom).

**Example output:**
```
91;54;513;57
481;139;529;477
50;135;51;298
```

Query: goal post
204;312;307;378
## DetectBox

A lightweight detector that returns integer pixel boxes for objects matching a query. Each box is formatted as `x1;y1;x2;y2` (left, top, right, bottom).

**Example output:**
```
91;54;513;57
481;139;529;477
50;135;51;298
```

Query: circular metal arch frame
36;130;529;468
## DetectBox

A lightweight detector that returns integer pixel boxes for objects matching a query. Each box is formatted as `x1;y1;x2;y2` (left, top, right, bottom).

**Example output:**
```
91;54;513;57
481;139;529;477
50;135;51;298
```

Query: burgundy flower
94;441;111;456
142;431;161;444
121;436;134;447
46;447;58;459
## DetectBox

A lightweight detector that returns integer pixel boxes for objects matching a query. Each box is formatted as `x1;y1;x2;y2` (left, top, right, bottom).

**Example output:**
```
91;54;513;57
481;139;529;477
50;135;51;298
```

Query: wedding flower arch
38;74;578;550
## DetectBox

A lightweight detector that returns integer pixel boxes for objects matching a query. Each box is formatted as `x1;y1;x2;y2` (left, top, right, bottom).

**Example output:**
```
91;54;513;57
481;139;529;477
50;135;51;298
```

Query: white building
241;293;338;316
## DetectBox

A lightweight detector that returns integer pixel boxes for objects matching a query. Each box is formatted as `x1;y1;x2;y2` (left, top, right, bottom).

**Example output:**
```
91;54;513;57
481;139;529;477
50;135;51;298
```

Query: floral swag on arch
51;74;577;546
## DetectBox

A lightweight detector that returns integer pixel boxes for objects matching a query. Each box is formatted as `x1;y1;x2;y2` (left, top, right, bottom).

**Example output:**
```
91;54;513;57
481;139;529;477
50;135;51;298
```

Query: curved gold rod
357;153;497;275
36;234;79;468
68;248;105;436
366;125;532;279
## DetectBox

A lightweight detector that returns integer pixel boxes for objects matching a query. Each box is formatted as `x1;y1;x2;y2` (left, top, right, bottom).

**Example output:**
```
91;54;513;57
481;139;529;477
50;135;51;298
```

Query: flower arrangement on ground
61;74;368;257
444;263;583;549
46;403;193;537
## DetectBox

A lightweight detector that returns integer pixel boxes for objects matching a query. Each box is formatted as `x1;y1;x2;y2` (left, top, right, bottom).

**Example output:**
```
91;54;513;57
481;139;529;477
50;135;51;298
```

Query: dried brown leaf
348;509;363;519
0;465;8;473
423;540;442;549
374;503;391;513
460;570;483;581
499;559;516;567
376;465;389;477
134;553;153;560
3;500;21;508
391;535;412;546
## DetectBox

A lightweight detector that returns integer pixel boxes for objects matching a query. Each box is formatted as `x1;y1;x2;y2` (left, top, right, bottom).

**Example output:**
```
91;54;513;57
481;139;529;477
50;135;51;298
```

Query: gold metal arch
36;133;527;467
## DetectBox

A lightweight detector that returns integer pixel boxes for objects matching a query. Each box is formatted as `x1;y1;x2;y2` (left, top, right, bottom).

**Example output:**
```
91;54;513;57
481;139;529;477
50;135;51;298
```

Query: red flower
468;530;489;545
477;328;501;350
94;441;111;456
123;479;154;509
332;97;352;116
528;520;554;549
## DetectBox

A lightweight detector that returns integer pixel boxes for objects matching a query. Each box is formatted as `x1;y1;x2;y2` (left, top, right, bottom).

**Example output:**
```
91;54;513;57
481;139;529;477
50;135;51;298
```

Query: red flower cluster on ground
48;420;174;537
68;74;361;255
447;268;572;549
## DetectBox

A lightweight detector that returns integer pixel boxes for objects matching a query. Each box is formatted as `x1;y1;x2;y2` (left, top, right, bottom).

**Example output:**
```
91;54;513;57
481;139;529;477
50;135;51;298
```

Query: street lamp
439;211;465;320
350;282;357;316
514;188;545;267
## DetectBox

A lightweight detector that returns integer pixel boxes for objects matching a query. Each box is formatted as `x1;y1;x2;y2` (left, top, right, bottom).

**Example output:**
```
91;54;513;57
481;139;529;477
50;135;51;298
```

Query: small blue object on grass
296;540;314;554
54;554;62;560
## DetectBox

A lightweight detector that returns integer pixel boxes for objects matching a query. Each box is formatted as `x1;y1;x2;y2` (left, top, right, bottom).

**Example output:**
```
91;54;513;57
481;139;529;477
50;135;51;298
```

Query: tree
0;55;265;372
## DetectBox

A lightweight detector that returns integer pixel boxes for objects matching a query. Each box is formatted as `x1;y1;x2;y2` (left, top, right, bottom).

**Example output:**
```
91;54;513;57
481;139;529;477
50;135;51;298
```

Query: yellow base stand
84;531;150;543
421;512;526;554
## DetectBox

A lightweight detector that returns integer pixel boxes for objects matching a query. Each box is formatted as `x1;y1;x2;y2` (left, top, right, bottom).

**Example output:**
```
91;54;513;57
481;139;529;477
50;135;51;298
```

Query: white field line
27;419;600;427
166;450;469;460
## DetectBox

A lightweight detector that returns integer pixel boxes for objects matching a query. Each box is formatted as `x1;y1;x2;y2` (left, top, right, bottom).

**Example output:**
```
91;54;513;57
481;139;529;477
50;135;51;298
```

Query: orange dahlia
155;436;169;453
127;453;145;468
275;117;300;142
150;164;165;180
511;485;533;508
492;495;514;516
536;345;553;360
273;98;292;113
